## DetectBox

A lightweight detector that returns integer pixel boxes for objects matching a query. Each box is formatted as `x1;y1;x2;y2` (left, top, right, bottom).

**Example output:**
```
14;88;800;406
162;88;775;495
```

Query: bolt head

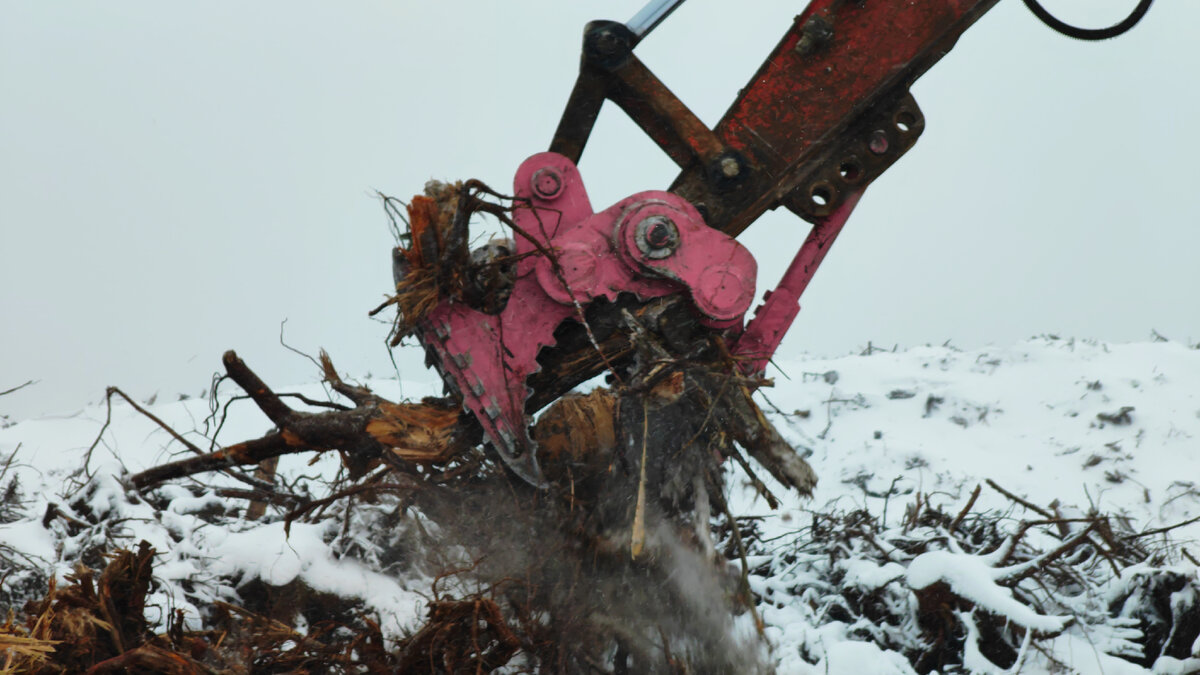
720;156;740;178
531;168;563;199
868;130;889;155
635;215;679;259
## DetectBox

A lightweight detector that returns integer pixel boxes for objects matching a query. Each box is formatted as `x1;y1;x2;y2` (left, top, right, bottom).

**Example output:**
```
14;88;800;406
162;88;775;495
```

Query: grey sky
3;0;1198;419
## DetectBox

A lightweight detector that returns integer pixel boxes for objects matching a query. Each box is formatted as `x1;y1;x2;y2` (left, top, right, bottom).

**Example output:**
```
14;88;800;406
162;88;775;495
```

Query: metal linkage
549;20;744;199
546;1;1002;378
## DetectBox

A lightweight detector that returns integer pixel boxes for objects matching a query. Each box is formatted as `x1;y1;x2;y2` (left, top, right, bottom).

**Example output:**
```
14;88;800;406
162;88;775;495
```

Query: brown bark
245;457;279;520
129;352;472;491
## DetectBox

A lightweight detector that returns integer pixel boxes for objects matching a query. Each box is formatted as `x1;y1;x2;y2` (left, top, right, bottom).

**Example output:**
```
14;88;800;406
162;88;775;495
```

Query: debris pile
1;170;1197;672
1;539;401;674
746;486;1200;673
3;462;1199;673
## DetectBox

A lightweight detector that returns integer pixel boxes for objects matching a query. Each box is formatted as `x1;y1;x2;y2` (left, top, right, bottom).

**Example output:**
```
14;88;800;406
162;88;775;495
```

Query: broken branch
0;379;36;398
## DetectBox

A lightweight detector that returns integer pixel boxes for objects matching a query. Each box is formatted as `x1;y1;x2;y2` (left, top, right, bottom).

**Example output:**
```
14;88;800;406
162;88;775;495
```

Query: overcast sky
3;0;1198;419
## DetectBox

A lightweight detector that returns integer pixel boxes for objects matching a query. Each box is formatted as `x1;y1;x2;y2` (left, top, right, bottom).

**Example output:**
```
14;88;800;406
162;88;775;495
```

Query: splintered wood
531;390;617;468
128;352;475;489
395;597;521;673
383;181;469;340
389;194;443;332
2;541;409;674
1;543;157;674
368;399;461;464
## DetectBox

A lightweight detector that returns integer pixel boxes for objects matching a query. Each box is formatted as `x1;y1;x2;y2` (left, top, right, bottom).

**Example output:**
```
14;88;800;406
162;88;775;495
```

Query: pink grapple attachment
415;152;757;486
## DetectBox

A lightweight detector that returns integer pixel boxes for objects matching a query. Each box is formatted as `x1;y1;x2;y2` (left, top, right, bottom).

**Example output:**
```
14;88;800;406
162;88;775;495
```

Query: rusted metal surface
550;21;742;194
727;95;926;376
546;1;1000;383
779;93;924;221
552;2;998;235
670;0;1001;235
608;55;728;172
549;66;606;165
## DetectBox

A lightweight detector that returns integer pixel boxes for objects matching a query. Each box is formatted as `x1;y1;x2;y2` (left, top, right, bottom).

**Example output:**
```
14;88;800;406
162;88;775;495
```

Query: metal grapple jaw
409;152;757;486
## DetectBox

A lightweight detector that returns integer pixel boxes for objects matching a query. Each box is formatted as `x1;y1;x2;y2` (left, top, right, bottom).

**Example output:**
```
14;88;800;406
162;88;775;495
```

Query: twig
0;443;19;483
882;476;902;527
375;189;410;245
103;386;269;490
278;319;324;373
986;479;1055;520
727;445;780;510
1122;513;1200;541
855;529;897;564
949;484;982;534
129;431;296;490
283;479;420;535
756;391;790;418
903;492;923;534
275;392;350;411
318;350;378;407
222;351;295;426
710;473;764;637
206;392;348;454
214;487;307;507
75;391;117;484
1086;518;1128;577
630;400;649;559
0;380;36;397
998;523;1097;585
995;517;1107;565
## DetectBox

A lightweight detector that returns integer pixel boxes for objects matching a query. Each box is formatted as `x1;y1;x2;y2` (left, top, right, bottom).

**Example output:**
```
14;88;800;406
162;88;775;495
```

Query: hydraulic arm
391;0;1153;486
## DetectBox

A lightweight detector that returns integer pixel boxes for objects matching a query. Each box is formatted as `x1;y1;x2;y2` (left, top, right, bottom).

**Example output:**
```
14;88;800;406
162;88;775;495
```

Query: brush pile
742;487;1200;673
3;200;1200;675
0;329;813;673
2;446;1199;673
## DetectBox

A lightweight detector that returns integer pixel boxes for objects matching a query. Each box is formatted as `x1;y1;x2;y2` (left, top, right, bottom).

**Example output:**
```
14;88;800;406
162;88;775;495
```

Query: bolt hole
895;110;917;133
647;222;672;248
838;161;862;182
810;184;833;207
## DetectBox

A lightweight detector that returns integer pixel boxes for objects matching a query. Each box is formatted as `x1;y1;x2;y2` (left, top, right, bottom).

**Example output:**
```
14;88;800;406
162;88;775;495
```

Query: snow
906;550;1069;633
0;518;57;565
820;636;919;675
837;557;905;591
1155;656;1200;675
2;336;1199;672
762;337;1200;543
736;337;1200;673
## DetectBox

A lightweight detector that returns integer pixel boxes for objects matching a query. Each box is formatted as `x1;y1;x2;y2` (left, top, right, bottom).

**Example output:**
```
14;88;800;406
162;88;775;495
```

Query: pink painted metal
417;152;757;485
731;190;863;375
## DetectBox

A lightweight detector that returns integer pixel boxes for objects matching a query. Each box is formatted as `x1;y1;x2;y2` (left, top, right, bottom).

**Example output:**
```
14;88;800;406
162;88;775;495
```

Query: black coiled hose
1022;0;1153;41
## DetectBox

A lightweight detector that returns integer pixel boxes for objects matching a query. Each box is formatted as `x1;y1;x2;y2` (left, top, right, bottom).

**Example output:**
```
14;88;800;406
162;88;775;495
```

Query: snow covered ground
763;336;1200;547
2;336;1199;673
738;337;1200;674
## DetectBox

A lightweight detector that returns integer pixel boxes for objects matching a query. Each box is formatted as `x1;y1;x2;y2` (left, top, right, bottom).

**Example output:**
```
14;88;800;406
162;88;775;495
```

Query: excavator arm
391;0;1152;486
